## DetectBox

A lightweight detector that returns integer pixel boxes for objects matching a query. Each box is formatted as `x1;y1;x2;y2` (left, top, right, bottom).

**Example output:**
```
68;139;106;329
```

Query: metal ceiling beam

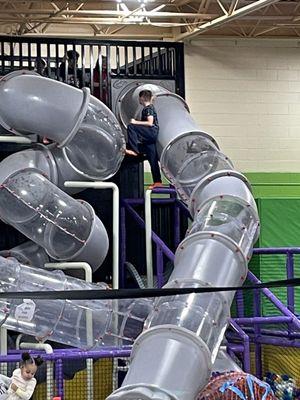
0;9;218;18
175;0;282;40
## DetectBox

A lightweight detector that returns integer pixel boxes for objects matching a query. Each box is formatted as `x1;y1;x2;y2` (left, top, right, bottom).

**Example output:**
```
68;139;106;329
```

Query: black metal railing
0;36;185;107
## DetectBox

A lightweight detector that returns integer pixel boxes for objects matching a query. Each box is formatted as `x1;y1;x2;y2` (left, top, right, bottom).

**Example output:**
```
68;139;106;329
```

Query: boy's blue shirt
141;104;159;128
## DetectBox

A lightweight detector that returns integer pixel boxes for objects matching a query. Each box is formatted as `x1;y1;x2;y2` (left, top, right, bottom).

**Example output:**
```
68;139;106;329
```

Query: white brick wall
185;39;300;172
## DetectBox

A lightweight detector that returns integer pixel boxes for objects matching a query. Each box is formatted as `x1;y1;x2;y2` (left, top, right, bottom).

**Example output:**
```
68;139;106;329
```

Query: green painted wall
244;173;300;198
144;172;300;197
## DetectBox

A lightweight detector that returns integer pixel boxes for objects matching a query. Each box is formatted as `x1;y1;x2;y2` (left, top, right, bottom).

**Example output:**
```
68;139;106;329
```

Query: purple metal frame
1;347;131;400
121;191;300;378
0;193;298;398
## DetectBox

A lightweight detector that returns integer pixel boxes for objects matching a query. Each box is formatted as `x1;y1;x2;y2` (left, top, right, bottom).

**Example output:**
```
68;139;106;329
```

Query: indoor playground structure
0;37;299;400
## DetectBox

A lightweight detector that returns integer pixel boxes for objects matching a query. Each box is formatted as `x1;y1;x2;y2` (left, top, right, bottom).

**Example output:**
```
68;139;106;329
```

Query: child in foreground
7;352;43;400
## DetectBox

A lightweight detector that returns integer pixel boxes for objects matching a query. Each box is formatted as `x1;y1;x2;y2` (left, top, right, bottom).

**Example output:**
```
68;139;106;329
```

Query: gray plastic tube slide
107;84;260;400
0;70;126;271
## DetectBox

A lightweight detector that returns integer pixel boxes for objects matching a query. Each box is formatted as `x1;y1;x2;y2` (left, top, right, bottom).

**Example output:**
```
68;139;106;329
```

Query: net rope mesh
32;357;114;400
197;372;276;400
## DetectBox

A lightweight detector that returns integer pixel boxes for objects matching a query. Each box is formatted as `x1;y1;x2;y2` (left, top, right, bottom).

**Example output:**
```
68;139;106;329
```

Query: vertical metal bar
1;41;4;75
173;201;181;248
55;43;59;80
230;319;251;373
81;44;86;87
125;45;129;75
10;41;14;69
235;290;245;318
253;288;262;378
157;46;162;75
149;47;153;75
90;45;94;93
73;44;78;87
133;46;137;76
19;42;23;69
175;43;185;97
28;42;32;71
286;251;294;313
120;205;127;288
100;47;104;103
166;47;170;75
55;358;64;399
37;41;41;61
47;43;51;77
141;46;145;75
106;45;112;108
0;328;7;375
116;46;120;75
64;43;68;83
156;246;164;288
145;190;154;288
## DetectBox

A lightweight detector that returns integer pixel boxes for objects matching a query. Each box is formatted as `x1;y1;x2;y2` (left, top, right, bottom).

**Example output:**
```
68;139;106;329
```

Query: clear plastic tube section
0;70;125;181
0;70;127;270
108;84;260;400
0;170;108;270
0;256;152;348
0;241;51;268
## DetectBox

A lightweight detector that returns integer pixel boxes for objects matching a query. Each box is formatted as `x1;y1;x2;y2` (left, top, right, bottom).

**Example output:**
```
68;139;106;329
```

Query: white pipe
20;342;54;400
0;328;7;375
0;136;32;143
64;181;120;289
20;342;53;355
44;262;92;283
44;262;94;400
15;334;24;352
145;189;154;288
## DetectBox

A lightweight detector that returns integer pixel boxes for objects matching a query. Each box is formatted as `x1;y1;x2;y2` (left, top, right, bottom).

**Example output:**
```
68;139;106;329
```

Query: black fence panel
0;36;185;107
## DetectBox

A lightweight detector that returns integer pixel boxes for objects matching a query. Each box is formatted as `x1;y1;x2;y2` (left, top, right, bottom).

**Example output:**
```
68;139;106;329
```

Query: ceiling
0;0;299;40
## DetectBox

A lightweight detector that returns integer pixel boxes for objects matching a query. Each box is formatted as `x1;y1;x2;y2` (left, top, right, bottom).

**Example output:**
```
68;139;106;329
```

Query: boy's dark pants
127;123;162;183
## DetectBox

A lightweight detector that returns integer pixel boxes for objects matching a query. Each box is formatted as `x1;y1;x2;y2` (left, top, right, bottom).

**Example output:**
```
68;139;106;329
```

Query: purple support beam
0;349;132;363
232;327;300;340
253;289;262;378
252;335;300;348
229;319;251;372
235;290;245;318
123;201;175;262
55;358;64;400
247;271;300;330
156;246;164;288
286;251;295;313
173;201;181;248
234;316;294;325
253;247;300;255
150;188;177;196
227;343;245;353
175;199;192;220
120;206;126;288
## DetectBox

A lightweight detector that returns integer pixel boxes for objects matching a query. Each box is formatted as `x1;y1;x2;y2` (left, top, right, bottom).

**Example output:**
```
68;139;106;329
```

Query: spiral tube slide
107;84;260;400
0;71;126;271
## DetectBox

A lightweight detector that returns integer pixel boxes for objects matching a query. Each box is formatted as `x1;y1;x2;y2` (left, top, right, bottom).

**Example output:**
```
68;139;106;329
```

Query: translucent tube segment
0;170;108;271
188;197;259;259
109;84;260;400
0;256;153;348
0;71;125;181
62;97;126;181
145;280;230;359
0;242;51;268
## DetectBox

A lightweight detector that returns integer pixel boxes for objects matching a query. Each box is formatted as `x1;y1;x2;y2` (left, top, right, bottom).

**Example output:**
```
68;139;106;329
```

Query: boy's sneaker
148;182;163;190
